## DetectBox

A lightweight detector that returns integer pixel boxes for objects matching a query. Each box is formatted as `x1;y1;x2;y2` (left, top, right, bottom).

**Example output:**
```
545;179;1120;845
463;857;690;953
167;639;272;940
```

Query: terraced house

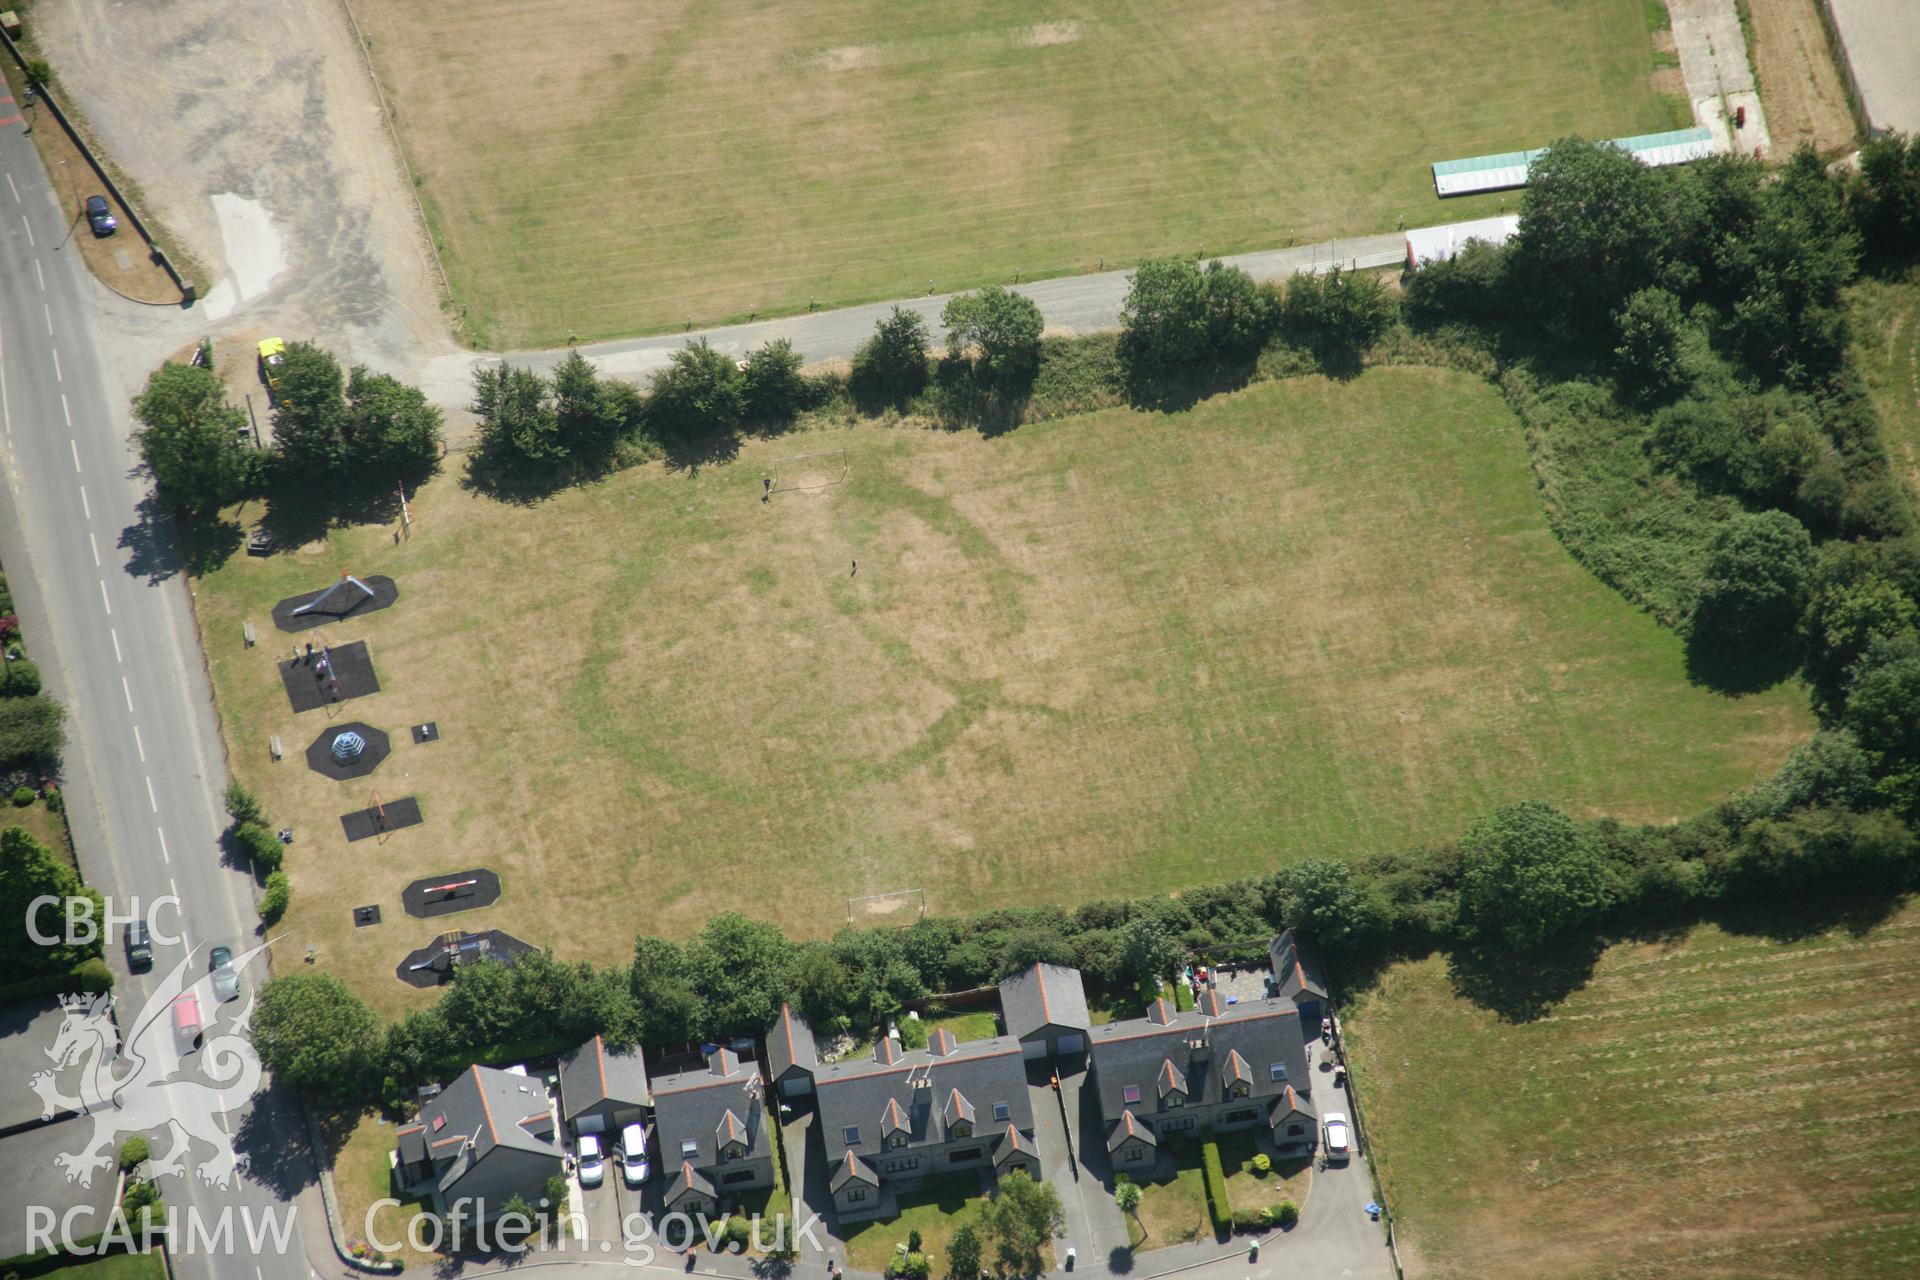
649;1047;775;1218
765;1005;1042;1222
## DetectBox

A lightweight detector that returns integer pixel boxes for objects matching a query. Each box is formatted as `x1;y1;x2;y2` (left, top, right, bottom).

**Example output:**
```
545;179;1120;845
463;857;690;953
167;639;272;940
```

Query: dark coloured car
124;919;153;969
84;194;117;237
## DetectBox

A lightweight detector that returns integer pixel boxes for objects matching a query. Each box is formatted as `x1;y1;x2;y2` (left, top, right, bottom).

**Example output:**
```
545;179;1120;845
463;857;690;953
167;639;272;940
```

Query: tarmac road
0;111;317;1280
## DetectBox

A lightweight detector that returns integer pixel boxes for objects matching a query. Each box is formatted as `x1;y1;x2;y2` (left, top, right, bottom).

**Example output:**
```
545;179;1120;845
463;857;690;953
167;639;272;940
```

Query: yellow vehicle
256;337;287;394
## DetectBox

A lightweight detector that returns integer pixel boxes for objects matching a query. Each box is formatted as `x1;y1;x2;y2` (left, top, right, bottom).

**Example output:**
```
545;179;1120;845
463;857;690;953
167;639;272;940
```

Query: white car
209;946;241;1003
619;1123;650;1188
577;1132;605;1187
1322;1111;1352;1162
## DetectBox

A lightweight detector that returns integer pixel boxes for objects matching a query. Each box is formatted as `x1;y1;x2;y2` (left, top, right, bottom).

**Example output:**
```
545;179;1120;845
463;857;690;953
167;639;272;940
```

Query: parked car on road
84;194;117;236
577;1132;605;1188
124;918;153;969
1323;1111;1352;1162
172;993;201;1048
209;946;240;1003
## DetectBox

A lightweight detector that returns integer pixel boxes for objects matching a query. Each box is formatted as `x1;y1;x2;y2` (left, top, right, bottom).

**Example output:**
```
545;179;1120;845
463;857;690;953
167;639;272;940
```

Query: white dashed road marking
110;627;121;663
121;674;132;711
69;438;79;471
157;826;169;864
144;775;157;813
133;725;144;762
98;578;111;615
79;484;89;518
88;530;98;565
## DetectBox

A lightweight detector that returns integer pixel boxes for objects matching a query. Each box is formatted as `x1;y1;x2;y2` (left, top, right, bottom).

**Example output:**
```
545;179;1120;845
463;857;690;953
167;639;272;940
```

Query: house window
951;1121;971;1139
1286;1123;1304;1137
1224;1109;1256;1123
1122;1085;1142;1105
993;1103;1010;1122
1165;1094;1185;1109
847;1188;866;1203
1125;1146;1148;1162
1268;1064;1287;1083
883;1157;920;1173
889;1134;909;1150
1228;1082;1248;1099
843;1127;862;1146
680;1139;700;1158
722;1170;756;1185
949;1148;982;1164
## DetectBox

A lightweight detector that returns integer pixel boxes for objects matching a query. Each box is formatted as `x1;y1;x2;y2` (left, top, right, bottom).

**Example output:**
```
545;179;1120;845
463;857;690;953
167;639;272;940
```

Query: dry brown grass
1345;899;1920;1280
191;369;1808;1017
1745;0;1858;154
352;0;1679;344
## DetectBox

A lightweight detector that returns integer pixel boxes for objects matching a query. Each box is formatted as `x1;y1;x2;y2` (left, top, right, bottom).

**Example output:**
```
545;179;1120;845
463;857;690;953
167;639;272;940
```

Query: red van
172;993;202;1047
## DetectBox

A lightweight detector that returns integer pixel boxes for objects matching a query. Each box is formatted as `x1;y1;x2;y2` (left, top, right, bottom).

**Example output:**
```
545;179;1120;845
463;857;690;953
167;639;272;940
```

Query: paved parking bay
0;1119;122;1256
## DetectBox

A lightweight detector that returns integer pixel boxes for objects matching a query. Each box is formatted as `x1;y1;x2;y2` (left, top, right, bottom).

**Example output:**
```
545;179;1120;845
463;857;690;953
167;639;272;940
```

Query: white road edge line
87;530;99;566
157;825;169;864
98;578;111;615
0;303;9;437
133;725;144;762
144;775;157;813
121;674;132;711
110;627;121;663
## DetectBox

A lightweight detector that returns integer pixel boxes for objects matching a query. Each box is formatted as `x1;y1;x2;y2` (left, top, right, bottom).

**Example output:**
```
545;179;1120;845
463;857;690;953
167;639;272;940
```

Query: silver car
209;946;241;1003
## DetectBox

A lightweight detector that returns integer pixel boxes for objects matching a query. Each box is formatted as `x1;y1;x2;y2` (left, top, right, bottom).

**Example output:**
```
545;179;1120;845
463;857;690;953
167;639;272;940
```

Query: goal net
847;888;926;928
769;449;848;495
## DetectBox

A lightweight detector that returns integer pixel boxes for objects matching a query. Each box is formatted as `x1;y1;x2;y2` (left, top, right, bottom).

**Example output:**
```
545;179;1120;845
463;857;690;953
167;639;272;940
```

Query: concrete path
1670;0;1772;158
417;234;1406;414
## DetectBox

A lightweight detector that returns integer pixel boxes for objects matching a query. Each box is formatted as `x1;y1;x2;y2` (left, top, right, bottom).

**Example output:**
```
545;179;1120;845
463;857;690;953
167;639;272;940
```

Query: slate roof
816;1033;1034;1169
766;1005;819;1082
1087;990;1312;1128
664;1160;717;1205
652;1049;768;1170
411;1065;560;1193
1269;929;1329;1005
1106;1109;1157;1153
558;1035;651;1121
830;1150;880;1192
998;964;1091;1041
993;1124;1035;1166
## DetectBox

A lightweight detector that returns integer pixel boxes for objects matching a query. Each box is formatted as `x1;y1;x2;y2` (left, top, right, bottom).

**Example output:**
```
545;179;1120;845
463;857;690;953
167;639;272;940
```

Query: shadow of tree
1105;1245;1136;1273
228;1086;324;1200
1706;889;1909;944
1683;629;1801;696
1445;934;1607;1023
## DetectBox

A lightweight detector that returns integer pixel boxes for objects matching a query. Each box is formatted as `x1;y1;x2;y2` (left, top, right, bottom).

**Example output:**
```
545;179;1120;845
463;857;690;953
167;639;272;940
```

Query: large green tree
471;363;565;470
851;308;931;409
1455;801;1619;953
942;287;1044;393
1691;510;1816;648
342;367;444;482
1269;858;1387;951
551;349;632;461
646;339;745;441
0;694;66;769
1513;138;1674;332
978;1169;1063;1275
741;339;810;424
250;974;381;1100
1118;258;1210;385
684;913;794;1037
131;362;251;514
270;342;349;475
0;826;103;975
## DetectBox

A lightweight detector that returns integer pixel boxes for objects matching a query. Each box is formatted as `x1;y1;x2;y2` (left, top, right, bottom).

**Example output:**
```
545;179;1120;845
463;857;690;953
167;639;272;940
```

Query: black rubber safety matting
411;721;440;745
271;575;399;634
395;928;533;988
341;795;424;842
304;722;391;781
279;640;380;713
354;905;382;928
401;867;501;918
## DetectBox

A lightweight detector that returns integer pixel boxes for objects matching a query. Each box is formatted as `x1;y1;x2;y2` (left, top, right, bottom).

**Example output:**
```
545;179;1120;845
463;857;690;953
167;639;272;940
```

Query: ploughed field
354;0;1683;345
194;367;1807;1013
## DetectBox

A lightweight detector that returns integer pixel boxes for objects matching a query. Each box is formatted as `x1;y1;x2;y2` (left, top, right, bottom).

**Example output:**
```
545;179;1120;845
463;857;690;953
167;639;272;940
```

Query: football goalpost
767;450;848;496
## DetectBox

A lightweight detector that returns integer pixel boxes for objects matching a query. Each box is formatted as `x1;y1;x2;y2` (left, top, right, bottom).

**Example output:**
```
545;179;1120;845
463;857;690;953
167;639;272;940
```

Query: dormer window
1166;1093;1185;1109
889;1133;909;1150
951;1121;972;1139
1229;1081;1248;1099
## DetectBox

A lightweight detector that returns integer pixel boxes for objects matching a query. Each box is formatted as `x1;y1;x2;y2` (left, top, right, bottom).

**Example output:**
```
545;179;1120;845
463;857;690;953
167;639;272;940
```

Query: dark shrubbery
1200;1139;1231;1233
851;307;933;411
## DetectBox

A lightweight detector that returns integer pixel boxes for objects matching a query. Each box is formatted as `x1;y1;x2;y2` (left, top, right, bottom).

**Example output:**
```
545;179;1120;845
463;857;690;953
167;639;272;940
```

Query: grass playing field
355;0;1684;346
195;367;1808;1015
1852;276;1920;500
1342;900;1920;1280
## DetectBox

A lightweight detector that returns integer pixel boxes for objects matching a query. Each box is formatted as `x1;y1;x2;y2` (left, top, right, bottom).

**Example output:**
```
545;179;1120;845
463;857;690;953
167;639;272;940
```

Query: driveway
1026;1059;1132;1269
0;1118;122;1257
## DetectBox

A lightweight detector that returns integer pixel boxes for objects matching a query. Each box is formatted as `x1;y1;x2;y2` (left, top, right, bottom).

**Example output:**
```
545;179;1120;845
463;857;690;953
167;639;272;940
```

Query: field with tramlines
354;0;1683;345
1343;902;1920;1280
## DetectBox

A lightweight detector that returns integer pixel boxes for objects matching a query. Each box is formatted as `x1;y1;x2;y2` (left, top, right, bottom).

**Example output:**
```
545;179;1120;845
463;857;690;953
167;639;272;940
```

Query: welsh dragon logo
30;942;267;1189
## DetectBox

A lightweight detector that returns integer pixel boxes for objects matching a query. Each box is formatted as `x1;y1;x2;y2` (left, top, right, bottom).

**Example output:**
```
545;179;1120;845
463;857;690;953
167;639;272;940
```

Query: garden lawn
354;0;1683;344
838;1174;992;1273
925;1009;1002;1043
1126;1158;1210;1248
329;1113;437;1268
1341;900;1920;1280
1217;1131;1309;1217
33;1254;166;1280
192;367;1810;1017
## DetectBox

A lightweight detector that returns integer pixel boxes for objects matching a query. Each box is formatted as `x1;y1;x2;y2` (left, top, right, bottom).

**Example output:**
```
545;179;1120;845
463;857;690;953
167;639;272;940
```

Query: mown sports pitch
195;368;1807;1014
1344;901;1920;1280
356;0;1684;345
